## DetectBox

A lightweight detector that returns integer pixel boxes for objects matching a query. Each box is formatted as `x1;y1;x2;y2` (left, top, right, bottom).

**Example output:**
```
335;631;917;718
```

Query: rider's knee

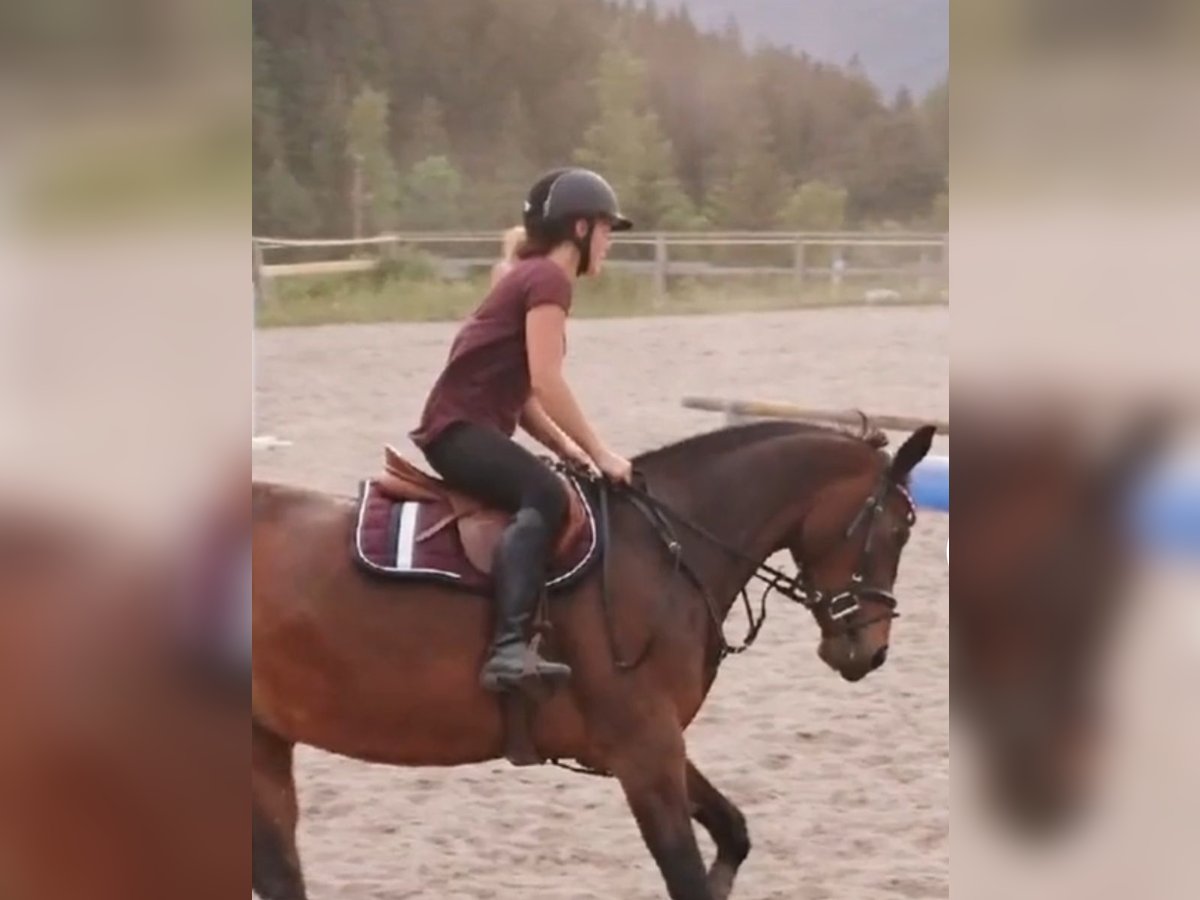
527;481;568;535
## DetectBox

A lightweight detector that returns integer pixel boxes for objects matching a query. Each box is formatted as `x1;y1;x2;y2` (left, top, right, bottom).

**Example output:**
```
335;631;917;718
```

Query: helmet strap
574;219;595;276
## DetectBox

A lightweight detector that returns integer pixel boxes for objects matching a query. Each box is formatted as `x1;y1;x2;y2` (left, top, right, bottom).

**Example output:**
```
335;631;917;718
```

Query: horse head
782;423;937;682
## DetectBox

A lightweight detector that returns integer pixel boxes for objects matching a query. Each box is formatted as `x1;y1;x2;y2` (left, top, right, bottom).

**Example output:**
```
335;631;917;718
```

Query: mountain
649;0;947;96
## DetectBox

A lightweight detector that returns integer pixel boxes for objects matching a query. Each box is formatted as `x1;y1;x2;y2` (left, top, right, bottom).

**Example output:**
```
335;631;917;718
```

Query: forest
253;0;948;238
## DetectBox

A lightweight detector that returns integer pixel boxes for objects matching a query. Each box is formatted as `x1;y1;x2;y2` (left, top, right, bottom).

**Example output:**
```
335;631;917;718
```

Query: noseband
796;473;917;634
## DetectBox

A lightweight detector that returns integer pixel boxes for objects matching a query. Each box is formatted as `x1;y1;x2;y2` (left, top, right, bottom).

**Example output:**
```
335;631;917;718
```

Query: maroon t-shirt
410;257;572;449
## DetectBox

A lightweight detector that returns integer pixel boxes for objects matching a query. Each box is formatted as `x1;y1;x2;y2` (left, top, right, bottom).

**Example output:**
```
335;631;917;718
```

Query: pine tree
252;38;283;169
637;114;701;229
574;42;694;229
346;85;401;234
257;159;321;237
404;97;452;168
310;82;351;236
399;156;464;230
845;109;944;223
706;93;786;229
922;78;949;172
254;37;322;235
778;181;848;231
469;91;537;228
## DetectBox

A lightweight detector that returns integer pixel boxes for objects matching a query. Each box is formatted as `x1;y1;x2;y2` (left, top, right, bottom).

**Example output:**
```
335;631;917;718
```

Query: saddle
376;444;590;576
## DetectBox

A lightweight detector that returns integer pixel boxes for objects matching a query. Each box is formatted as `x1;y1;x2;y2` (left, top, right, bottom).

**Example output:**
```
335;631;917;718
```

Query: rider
410;167;635;693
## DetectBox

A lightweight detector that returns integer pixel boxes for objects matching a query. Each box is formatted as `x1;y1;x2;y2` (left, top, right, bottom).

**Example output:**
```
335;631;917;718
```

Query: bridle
804;471;918;632
586;463;917;670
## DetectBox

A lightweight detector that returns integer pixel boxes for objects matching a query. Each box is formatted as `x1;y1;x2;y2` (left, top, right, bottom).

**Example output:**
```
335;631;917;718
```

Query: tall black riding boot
480;508;572;692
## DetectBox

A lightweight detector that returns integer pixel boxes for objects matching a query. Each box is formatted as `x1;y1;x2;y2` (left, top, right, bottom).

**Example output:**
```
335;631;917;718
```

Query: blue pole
909;455;949;512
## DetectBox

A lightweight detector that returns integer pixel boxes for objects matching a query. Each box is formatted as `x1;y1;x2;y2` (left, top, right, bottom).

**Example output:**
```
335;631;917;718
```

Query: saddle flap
457;510;509;574
378;443;591;572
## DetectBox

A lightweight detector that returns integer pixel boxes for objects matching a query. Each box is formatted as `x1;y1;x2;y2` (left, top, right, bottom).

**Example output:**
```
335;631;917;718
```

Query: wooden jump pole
681;396;949;436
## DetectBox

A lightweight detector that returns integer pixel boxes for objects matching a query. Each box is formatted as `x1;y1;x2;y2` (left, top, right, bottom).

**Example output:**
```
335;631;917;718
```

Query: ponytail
500;225;525;262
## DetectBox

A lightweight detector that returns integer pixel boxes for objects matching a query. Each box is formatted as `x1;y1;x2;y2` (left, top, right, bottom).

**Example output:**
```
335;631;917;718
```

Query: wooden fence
252;230;949;303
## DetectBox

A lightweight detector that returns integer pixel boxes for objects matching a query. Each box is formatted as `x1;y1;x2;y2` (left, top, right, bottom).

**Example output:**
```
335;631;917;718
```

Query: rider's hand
557;440;598;476
594;447;633;485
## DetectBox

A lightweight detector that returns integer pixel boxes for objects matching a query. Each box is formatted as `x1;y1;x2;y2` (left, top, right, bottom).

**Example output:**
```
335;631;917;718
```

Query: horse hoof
708;864;736;900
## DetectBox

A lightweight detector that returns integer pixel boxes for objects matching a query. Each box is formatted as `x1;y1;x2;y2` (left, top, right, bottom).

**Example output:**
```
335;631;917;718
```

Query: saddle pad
352;477;600;593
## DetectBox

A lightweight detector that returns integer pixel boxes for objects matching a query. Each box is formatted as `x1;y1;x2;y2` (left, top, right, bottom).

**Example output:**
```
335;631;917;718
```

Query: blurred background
2;0;249;525
953;0;1199;897
1;1;248;899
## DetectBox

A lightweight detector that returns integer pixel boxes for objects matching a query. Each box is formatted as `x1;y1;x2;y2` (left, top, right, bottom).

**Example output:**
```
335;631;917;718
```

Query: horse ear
890;424;937;481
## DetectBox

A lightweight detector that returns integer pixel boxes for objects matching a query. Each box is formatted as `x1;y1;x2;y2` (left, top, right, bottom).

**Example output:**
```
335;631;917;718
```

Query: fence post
653;233;668;303
252;239;268;311
831;247;845;300
350;153;364;241
251;247;290;450
793;238;807;296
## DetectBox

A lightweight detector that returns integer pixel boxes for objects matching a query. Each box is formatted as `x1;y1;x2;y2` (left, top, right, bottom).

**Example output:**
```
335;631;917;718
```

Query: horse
951;399;1170;833
0;480;249;900
251;418;937;900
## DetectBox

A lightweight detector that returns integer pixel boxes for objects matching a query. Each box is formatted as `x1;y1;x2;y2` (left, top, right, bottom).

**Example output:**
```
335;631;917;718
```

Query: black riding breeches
422;422;568;577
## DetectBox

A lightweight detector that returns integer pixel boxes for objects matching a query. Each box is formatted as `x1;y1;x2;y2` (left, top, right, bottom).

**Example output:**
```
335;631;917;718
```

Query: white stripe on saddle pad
395;501;419;569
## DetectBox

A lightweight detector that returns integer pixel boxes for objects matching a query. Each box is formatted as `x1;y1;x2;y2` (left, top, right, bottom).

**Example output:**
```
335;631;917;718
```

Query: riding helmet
522;168;632;275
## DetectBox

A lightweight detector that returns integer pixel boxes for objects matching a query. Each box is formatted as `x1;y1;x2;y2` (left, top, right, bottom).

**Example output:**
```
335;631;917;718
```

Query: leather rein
577;464;916;672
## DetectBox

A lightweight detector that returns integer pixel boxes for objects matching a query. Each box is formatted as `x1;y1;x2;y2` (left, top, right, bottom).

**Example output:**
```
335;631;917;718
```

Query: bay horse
251;419;937;900
0;478;249;900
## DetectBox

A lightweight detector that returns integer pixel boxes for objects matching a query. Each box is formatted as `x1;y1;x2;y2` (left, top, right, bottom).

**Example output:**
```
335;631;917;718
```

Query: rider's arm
526;304;608;461
519;395;572;455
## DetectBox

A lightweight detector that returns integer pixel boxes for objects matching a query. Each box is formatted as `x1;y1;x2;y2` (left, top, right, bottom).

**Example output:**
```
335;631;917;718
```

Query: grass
256;265;947;329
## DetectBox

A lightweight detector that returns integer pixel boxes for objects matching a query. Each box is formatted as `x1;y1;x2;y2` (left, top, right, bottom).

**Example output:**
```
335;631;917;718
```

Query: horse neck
638;430;879;616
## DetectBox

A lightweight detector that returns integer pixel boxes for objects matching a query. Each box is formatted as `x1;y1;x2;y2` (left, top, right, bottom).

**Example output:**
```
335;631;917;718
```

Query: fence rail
252;230;949;303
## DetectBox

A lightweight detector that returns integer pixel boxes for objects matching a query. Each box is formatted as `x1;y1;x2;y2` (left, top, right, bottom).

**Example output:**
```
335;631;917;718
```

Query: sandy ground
253;306;950;899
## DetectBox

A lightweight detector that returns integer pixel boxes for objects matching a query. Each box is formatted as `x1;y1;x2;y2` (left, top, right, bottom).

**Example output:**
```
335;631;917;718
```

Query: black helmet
521;167;631;276
523;167;633;234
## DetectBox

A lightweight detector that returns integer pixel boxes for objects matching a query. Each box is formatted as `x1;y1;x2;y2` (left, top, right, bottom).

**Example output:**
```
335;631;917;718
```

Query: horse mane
633;415;888;467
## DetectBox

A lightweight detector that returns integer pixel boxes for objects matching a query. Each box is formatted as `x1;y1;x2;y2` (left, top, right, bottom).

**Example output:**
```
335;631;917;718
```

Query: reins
545;461;911;780
582;465;817;672
567;458;910;673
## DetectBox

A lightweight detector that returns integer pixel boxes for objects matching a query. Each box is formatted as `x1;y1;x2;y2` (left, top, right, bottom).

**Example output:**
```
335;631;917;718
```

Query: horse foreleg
610;725;714;900
252;722;307;900
686;758;751;899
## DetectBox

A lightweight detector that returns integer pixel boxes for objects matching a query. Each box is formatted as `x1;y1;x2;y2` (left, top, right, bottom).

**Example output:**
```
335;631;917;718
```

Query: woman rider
410;167;634;693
